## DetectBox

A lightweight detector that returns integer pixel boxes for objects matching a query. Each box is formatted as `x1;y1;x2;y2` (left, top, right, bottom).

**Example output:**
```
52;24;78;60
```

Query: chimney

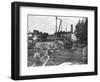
71;24;73;33
66;26;67;32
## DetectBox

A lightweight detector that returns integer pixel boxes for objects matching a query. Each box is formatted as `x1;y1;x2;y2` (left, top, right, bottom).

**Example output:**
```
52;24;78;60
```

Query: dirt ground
28;45;87;67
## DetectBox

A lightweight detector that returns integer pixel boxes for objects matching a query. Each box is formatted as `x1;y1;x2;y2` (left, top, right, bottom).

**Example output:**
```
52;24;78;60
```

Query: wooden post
56;16;57;33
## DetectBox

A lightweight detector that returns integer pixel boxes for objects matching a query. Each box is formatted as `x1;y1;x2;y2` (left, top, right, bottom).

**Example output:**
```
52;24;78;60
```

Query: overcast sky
28;15;86;34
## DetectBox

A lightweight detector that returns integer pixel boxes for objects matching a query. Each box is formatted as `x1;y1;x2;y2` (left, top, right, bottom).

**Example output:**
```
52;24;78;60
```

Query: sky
28;15;86;34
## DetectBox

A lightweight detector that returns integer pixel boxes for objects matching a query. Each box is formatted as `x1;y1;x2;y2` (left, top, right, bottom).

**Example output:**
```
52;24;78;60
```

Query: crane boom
58;19;62;32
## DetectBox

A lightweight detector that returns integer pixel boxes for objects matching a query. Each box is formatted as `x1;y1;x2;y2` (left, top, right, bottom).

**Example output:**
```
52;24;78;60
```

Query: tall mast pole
56;16;57;33
55;16;57;40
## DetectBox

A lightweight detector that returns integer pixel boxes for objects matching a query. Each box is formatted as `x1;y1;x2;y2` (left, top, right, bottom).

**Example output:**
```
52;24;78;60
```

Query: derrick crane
53;16;73;50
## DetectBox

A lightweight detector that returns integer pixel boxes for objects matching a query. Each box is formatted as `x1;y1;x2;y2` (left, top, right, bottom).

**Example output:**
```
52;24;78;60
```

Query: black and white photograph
27;15;88;67
11;2;97;80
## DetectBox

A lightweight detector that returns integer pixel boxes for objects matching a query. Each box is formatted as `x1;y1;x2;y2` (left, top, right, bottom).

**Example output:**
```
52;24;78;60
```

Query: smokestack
71;24;73;33
66;26;67;32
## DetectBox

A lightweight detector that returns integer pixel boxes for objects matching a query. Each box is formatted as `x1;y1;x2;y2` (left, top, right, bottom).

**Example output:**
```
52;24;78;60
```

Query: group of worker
32;48;51;66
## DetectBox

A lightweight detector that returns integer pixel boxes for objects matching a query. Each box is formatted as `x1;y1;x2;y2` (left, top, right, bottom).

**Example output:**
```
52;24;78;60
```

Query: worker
33;48;42;66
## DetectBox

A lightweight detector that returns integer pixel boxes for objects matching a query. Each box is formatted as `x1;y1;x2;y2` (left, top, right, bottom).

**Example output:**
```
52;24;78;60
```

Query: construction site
27;16;88;67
